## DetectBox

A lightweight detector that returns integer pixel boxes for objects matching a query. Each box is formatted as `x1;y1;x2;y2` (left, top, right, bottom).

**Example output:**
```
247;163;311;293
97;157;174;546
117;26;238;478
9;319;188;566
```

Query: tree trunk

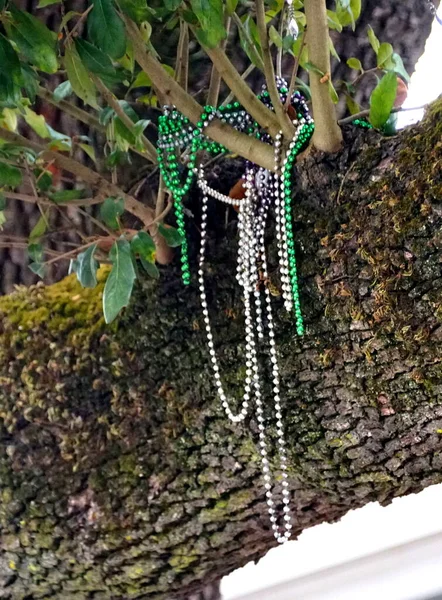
0;100;441;598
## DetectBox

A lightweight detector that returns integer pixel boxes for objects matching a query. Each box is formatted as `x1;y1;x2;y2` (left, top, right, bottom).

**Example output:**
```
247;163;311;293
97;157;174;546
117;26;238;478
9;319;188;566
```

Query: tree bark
0;100;441;598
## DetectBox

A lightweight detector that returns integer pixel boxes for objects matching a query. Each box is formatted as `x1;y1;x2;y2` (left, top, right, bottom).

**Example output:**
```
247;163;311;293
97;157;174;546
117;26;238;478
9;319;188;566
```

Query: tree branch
207;16;231;107
123;15;276;171
0;127;154;226
93;77;157;164
255;0;295;139
304;0;343;151
175;20;189;92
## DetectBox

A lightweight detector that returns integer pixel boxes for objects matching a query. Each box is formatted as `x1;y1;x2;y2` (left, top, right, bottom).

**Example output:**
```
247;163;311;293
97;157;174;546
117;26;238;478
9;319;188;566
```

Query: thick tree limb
0;102;441;598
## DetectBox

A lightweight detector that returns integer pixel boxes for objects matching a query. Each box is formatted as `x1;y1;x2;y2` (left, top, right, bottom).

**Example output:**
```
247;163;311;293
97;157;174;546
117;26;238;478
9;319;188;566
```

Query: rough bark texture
0;100;441;599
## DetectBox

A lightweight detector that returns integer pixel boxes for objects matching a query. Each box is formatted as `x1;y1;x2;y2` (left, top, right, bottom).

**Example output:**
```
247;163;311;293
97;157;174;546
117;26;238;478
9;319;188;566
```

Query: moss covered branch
0;102;441;598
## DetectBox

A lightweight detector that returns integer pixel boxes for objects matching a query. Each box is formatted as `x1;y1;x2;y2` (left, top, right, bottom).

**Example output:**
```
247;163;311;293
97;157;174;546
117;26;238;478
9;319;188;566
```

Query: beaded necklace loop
157;80;317;543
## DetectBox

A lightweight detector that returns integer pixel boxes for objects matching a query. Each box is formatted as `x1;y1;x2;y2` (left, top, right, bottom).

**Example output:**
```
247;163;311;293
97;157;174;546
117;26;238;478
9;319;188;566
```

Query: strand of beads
198;163;293;543
280;118;314;335
197;166;256;422
158;105;218;284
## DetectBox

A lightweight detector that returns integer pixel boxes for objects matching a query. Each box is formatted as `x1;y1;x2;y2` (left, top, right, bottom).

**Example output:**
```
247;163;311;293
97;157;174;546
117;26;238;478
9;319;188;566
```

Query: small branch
44;240;98;266
285;28;307;110
338;104;429;126
0;127;155;226
207;16;231;107
94;77;157;164
276;5;285;78
123;15;276;170
176;20;189;92
231;13;264;72
4;191;103;207
255;0;295;139
304;0;342;152
222;63;257;106
37;86;103;132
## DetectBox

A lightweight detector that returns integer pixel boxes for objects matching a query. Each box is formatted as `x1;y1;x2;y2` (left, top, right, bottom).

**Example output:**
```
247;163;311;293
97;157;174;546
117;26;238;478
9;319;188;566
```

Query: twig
338;104;429;126
175;20;189;92
255;0;295;138
207;16;231;107
44;240;98;266
94;77;157;163
4;191;103;207
285;28;307;110
65;4;93;43
0;127;155;226
123;15;276;170
304;0;342;152
276;5;285;79
222;63;256;106
231;13;264;73
75;206;116;237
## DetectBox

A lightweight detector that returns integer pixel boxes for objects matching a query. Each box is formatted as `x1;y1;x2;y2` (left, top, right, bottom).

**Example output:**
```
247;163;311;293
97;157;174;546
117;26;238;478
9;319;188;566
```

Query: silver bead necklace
196;135;294;543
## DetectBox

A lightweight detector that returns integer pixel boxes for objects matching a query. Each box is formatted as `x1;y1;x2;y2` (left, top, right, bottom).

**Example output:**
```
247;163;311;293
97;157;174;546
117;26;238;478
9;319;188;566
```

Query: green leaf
0;34;23;86
53;80;73;102
304;62;325;77
75;38;116;77
6;5;58;74
369;71;398;129
103;239;136;323
191;0;226;48
64;43;98;108
158;223;184;248
0;161;22;187
327;10;342;32
131;231;156;263
164;0;182;10
29;261;46;278
268;25;283;48
0;211;6;228
100;197;125;229
226;0;238;16
367;25;380;54
117;0;151;23
0;75;21;109
329;36;340;62
87;0;127;60
28;242;43;262
328;80;339;104
29;213;48;241
76;243;99;288
140;257;159;278
79;143;97;162
49;189;87;203
391;53;410;83
377;42;394;69
131;70;152;89
38;0;61;6
21;64;39;102
347;57;362;71
336;0;361;29
35;170;52;192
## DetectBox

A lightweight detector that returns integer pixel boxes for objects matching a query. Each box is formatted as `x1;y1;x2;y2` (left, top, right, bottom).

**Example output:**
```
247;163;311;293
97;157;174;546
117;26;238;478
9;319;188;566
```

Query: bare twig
0;127;155;226
304;0;342;151
338;104;429;126
94;77;157;163
176;20;189;92
255;0;295;138
285;28;307;110
123;15;276;170
207;16;231;107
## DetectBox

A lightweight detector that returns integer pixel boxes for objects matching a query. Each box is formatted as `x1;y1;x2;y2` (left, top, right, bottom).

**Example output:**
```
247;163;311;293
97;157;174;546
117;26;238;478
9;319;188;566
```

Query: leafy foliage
0;0;411;320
